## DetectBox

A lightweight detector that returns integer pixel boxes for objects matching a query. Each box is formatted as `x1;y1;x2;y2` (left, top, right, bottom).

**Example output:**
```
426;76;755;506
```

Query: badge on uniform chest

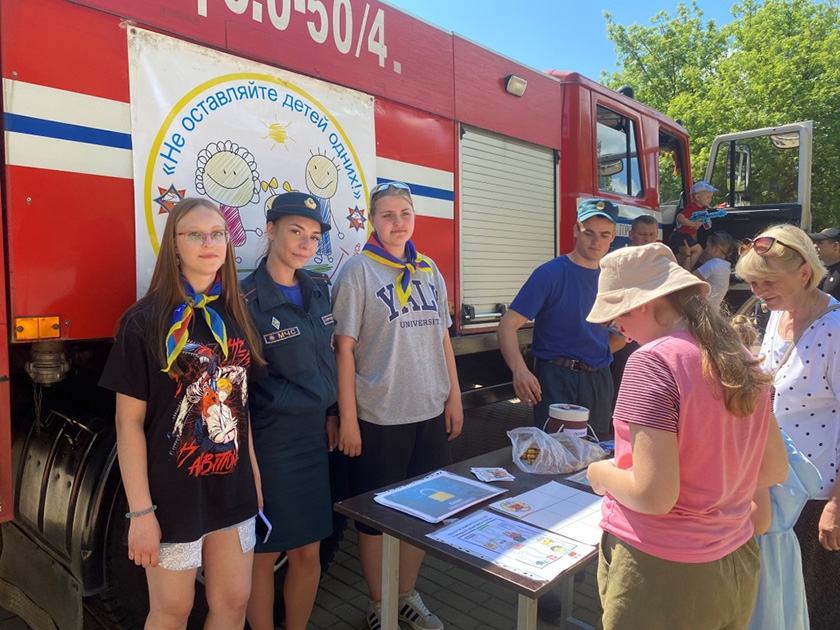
271;316;281;330
321;313;335;326
263;326;300;344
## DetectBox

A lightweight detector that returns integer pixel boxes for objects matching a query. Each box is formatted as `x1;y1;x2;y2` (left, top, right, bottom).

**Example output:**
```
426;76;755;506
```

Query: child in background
670;181;718;270
748;434;821;630
693;231;734;311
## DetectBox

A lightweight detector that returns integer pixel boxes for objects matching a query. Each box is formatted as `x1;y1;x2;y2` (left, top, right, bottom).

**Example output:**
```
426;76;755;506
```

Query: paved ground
1;400;599;630
311;527;598;630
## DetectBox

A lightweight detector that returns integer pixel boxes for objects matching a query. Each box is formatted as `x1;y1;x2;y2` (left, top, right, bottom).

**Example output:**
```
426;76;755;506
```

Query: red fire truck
0;0;813;627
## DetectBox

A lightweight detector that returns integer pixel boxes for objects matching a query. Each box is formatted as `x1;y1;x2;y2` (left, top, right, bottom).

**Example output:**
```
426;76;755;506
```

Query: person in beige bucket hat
585;243;788;630
587;242;710;325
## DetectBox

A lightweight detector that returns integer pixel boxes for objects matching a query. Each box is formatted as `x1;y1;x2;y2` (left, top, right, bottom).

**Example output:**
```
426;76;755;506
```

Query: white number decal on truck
197;0;388;68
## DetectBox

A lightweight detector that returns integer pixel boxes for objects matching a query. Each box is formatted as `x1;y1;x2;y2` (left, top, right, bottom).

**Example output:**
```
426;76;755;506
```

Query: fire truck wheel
84;491;150;630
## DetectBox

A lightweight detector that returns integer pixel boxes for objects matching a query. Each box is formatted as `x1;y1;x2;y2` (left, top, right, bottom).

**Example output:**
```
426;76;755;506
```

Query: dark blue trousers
533;359;615;438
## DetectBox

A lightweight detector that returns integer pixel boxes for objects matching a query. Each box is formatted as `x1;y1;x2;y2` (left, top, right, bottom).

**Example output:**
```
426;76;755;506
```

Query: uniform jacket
242;258;338;428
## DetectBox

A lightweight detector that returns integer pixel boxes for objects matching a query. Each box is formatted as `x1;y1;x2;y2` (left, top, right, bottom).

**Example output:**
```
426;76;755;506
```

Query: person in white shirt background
693;231;734;311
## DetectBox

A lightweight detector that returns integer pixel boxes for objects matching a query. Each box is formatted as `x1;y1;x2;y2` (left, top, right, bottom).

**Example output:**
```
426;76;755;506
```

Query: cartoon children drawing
304;153;343;263
195;140;260;248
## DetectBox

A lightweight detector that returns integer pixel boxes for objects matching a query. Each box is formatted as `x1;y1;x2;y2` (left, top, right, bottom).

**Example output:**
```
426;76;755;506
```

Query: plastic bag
507;426;607;475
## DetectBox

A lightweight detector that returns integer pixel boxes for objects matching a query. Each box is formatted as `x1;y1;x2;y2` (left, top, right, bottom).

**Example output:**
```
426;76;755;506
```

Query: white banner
128;28;376;296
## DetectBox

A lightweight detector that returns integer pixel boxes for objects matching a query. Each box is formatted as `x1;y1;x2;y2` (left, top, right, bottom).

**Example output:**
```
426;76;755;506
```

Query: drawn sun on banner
128;28;376;297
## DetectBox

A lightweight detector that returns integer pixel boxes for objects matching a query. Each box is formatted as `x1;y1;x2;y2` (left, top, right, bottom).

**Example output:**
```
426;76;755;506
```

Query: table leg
517;594;537;630
381;534;400;630
559;575;594;630
560;576;574;630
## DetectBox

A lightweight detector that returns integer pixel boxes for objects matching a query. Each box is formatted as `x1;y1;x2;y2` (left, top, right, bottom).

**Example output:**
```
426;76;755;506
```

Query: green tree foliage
603;0;840;227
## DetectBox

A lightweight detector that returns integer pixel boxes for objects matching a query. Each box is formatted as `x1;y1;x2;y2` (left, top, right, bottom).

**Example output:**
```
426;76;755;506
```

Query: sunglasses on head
370;181;412;198
738;236;794;256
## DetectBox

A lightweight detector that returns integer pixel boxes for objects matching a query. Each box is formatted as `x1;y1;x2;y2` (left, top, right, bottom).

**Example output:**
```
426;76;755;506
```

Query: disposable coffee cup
547;403;590;439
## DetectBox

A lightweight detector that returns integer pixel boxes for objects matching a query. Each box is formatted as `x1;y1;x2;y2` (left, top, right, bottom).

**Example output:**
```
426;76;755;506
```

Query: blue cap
266;192;331;232
690;181;718;195
577;199;619;224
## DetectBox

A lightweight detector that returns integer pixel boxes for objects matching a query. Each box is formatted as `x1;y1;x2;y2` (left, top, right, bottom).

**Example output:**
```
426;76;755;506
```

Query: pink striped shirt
601;331;772;563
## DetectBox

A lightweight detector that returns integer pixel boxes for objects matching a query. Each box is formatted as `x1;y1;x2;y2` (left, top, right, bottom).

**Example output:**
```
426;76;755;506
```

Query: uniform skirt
252;410;333;552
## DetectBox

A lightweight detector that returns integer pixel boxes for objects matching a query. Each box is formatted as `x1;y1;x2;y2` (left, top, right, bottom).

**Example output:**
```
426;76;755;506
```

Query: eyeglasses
370;181;412;198
176;230;231;246
738;236;794;257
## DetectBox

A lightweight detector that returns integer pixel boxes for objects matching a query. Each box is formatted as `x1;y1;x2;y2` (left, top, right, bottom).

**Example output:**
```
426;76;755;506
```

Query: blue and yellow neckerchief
362;232;432;309
163;275;228;372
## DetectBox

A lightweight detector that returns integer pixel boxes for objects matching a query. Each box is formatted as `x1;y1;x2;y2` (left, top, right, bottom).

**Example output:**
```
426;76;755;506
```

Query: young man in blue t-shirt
497;199;625;436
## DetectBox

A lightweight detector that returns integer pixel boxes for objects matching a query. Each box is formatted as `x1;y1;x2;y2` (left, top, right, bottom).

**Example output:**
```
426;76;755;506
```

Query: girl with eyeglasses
331;182;462;630
736;224;840;630
99;197;266;628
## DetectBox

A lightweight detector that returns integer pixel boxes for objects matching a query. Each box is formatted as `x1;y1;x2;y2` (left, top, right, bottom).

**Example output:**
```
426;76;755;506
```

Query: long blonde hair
662;286;771;416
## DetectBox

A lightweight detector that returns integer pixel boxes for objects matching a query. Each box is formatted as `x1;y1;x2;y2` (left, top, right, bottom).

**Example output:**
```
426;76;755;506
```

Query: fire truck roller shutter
459;126;557;324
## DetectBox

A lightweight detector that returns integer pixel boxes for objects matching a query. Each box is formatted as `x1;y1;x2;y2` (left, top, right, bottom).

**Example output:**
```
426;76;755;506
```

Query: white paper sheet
426;510;594;582
489;481;603;545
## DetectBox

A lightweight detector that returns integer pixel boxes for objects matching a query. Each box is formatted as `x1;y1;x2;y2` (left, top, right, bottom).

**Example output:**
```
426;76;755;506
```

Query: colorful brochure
427;510;594;582
374;470;507;523
471;467;516;482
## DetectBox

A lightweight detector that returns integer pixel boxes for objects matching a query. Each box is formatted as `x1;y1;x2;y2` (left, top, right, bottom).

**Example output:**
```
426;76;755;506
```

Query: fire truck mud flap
0;522;77;629
5;391;120;629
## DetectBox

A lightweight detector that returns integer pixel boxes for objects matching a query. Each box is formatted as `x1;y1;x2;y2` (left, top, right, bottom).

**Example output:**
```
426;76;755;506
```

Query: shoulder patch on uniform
242;287;258;302
321;313;336;326
308;272;330;283
263;326;300;344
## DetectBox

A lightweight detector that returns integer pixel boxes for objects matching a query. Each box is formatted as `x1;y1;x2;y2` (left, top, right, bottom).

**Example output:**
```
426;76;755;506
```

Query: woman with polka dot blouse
737;224;840;630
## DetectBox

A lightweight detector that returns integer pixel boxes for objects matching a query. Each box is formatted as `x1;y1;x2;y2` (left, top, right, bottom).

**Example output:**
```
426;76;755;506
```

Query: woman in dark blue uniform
242;192;338;630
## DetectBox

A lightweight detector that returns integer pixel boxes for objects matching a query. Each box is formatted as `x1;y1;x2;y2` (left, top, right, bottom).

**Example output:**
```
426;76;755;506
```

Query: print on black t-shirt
100;301;259;543
170;336;250;478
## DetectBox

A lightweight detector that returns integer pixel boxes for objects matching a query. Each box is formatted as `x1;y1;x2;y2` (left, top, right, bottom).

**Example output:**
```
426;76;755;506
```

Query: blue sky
387;1;738;81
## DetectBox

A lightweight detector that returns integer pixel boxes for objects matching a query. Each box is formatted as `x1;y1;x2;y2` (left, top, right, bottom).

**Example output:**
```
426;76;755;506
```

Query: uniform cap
266;192;331;232
577;199;619;224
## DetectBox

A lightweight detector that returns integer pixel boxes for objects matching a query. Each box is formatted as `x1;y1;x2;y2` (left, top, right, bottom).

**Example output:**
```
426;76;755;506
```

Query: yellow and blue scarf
163;275;228;372
362;233;432;309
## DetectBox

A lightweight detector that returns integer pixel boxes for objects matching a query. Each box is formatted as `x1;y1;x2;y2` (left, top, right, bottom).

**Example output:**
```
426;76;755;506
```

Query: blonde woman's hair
735;224;826;290
660;286;772;417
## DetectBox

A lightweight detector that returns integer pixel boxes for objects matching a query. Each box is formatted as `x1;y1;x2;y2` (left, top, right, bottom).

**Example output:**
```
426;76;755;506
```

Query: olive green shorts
598;532;760;630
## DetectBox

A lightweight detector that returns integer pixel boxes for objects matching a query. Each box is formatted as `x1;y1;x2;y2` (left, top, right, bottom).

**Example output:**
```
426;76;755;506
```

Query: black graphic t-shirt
100;298;258;543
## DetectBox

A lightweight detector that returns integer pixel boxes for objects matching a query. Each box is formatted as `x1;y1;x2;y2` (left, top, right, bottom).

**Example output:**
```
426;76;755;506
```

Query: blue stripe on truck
3;113;132;150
